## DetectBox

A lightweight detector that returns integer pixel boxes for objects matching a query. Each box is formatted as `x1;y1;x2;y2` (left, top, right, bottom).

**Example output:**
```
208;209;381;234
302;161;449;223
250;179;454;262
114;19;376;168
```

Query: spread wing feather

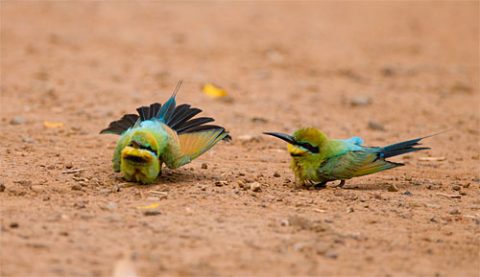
100;89;229;139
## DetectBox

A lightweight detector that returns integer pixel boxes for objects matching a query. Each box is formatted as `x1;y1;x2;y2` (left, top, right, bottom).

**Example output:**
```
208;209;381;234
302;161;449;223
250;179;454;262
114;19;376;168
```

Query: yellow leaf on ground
137;203;160;210
202;83;227;98
43;121;64;128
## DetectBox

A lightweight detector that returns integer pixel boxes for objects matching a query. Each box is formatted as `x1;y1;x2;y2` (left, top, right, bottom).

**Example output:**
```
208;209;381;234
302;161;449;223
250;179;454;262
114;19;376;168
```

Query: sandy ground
1;2;479;276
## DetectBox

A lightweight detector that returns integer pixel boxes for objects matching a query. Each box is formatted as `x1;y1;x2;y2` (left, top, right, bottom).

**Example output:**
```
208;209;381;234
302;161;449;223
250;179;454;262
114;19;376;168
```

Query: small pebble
367;120;385;131
350;96;371;107
402;191;413;196
273;172;281;178
143;210;162;216
10;116;25;125
31;185;45;193
448;208;461;215
10;222;19;228
452;185;461;191
104;201;118;211
201;163;208;169
324;250;338;259
249;182;262;192
0;183;5;192
215;181;228;187
22;136;36;144
387;184;399;192
251;117;268;123
71;184;82;191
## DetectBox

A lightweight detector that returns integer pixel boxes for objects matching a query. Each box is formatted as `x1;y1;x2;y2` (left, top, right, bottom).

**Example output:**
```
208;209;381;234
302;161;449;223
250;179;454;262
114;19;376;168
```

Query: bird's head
120;130;163;184
264;128;327;158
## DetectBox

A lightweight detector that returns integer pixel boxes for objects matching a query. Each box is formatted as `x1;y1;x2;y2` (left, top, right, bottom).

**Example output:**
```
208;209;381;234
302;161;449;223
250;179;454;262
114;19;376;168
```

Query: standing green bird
100;83;230;184
264;128;431;188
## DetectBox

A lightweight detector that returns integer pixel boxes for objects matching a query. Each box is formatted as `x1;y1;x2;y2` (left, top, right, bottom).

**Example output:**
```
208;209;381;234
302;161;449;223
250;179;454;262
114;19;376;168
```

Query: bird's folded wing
319;150;400;180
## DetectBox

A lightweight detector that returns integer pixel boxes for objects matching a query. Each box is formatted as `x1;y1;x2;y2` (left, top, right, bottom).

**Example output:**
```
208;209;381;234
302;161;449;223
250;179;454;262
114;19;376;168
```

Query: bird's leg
331;180;346;188
313;181;327;190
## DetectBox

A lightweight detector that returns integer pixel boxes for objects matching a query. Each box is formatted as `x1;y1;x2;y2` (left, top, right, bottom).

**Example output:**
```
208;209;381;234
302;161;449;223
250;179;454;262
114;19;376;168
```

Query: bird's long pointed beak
263;132;296;145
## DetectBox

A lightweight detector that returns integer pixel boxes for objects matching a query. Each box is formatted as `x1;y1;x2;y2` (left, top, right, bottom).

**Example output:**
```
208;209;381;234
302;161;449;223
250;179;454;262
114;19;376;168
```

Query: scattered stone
251;117;268;123
249;182;262;192
201;163;208;169
71;184;82;191
22;136;36;144
73;201;87;209
367;120;385;131
65;163;73;169
30;185;45;193
452;185;461;191
215;181;228;187
143;210;162;216
10;116;25;125
0;182;5;192
387;184;399;192
380;66;396;77
273;172;281;178
402;191;412;196
293;242;307;252
347;207;354;213
287;215;330;233
448;208;461;215
350;96;371;107
324;250;338;259
265;49;285;64
10;222;19;228
104;201;118;211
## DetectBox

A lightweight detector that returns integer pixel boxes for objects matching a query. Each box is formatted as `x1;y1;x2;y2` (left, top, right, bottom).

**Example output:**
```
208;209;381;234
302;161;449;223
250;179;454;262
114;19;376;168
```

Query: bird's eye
297;142;319;153
129;141;156;153
139;145;156;153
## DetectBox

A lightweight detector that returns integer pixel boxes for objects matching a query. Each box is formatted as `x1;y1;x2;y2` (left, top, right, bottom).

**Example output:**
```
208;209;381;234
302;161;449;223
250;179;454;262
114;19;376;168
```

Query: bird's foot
313;181;327;190
332;180;346;188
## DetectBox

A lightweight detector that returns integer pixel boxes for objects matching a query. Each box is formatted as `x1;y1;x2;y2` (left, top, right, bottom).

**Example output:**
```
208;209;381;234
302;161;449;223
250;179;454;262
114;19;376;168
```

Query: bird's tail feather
381;136;430;158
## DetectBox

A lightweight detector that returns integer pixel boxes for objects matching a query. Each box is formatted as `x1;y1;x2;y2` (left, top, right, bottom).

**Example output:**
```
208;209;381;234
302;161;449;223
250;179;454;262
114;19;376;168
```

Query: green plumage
264;128;430;187
101;86;230;184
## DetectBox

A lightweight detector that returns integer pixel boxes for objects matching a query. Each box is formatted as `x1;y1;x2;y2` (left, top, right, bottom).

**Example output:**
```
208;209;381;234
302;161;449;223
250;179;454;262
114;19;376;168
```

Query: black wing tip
388;160;405;167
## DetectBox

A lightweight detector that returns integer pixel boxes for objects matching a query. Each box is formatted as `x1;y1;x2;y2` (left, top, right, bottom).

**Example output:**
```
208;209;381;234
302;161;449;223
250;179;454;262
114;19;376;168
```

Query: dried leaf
43;121;64;128
137;203;160;210
202;83;227;98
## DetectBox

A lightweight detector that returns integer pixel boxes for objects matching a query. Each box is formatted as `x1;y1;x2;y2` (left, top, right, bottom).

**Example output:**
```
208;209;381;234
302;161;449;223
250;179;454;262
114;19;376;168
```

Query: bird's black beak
263;132;297;145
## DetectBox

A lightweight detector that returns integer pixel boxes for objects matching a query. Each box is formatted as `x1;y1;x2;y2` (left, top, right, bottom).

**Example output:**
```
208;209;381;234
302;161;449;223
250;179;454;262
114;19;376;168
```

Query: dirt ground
1;2;479;276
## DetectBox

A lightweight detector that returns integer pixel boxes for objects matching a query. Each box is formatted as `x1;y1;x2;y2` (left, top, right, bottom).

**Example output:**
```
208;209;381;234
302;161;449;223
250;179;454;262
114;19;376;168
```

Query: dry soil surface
1;2;479;276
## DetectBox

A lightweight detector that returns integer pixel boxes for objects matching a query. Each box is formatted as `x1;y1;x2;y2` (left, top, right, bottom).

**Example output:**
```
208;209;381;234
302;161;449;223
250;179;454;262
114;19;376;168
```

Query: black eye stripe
296;142;319;153
139;145;156;153
129;142;156;153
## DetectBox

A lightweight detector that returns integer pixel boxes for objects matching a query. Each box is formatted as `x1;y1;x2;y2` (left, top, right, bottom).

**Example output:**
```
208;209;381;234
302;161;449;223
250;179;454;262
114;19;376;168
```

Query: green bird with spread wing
100;82;230;184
